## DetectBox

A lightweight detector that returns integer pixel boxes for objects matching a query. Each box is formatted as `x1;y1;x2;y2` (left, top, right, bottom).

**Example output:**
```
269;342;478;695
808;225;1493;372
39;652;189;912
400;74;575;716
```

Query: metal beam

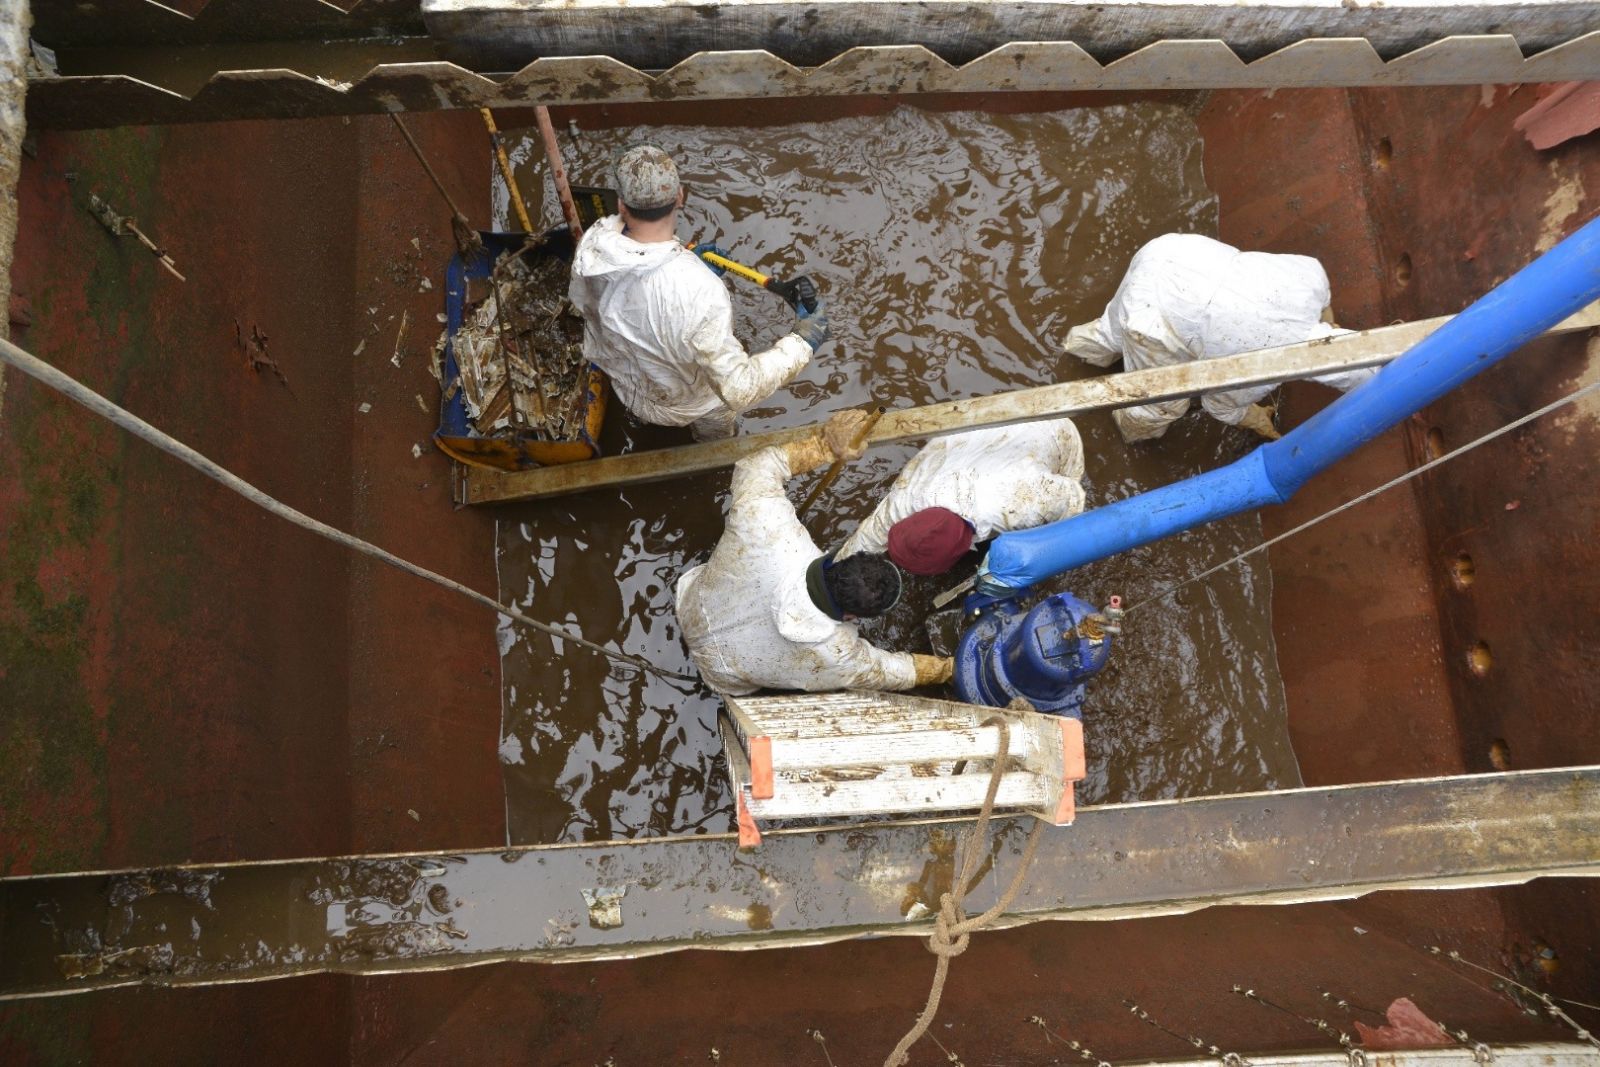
463;304;1600;505
25;33;1600;130
423;0;1600;69
31;0;426;49
4;766;1598;998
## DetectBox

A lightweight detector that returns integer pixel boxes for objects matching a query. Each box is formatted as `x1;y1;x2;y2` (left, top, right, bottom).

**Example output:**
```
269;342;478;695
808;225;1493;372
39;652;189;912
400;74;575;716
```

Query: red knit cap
885;507;974;576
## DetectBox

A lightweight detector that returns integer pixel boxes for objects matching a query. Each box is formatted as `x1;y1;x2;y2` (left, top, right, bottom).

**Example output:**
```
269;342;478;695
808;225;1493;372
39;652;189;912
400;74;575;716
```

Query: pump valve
1102;594;1125;636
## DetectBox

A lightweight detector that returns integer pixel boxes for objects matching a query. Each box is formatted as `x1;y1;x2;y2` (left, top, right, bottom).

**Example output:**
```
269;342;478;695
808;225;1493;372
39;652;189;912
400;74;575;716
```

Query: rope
885;716;1046;1066
0;336;699;684
1126;375;1600;616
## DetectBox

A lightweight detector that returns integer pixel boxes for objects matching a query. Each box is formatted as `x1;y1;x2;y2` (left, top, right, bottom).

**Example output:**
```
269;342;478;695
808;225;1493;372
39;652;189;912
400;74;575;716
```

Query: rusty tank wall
1;86;1597;1060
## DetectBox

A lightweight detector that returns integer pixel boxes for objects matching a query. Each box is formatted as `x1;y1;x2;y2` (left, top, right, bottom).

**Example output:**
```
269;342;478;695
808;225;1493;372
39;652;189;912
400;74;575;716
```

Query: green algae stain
0;129;165;876
0;412;109;875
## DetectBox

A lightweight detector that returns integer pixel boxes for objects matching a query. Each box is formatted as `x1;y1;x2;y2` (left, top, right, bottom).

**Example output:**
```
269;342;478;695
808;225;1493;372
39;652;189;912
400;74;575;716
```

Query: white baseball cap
613;144;681;211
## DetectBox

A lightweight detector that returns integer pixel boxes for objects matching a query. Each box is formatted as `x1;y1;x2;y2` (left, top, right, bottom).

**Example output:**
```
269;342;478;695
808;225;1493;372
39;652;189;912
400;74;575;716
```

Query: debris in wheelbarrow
431;230;607;471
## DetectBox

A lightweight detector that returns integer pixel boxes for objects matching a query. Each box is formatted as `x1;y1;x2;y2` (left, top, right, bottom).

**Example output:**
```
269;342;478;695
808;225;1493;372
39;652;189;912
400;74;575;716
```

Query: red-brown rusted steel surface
1196;87;1464;789
1346;81;1600;1010
1198;84;1600;1019
0;112;506;879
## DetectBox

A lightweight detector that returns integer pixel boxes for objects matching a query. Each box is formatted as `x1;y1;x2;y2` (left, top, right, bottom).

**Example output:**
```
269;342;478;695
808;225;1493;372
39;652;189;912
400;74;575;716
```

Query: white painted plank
769;726;1032;769
750;770;1047;818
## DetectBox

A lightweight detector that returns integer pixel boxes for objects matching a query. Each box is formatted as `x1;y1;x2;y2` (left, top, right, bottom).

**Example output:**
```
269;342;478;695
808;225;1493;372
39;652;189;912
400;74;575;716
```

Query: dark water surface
496;103;1300;845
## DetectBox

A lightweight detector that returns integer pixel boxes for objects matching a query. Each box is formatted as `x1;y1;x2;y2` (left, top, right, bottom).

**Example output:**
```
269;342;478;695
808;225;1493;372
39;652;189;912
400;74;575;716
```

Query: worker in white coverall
1064;233;1378;443
568;145;829;440
676;410;954;695
835;420;1088;576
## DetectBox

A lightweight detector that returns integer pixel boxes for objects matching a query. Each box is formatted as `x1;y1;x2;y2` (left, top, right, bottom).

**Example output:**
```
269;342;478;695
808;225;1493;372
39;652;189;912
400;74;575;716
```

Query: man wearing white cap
568;144;829;440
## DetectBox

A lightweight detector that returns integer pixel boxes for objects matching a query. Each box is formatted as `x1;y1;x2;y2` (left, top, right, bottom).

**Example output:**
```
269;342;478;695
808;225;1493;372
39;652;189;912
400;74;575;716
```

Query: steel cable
0;337;700;684
1125;374;1600;616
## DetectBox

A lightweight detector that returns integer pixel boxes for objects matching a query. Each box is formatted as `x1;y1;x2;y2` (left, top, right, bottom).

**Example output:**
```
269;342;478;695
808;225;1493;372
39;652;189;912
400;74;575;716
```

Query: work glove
1236;402;1282;441
792;301;830;352
912;654;955;686
692;243;729;277
822;408;871;463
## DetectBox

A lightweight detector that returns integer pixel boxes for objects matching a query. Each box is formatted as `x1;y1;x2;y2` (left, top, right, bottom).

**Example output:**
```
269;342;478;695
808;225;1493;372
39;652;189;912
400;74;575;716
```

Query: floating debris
438;240;588;441
391;308;411;368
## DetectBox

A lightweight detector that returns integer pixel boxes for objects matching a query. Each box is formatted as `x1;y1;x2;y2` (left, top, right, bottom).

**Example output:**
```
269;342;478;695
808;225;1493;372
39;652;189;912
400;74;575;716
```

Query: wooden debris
442;243;588;442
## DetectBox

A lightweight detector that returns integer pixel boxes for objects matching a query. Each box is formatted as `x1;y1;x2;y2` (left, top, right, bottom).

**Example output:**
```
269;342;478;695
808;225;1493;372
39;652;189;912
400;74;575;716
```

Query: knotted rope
884;716;1047;1066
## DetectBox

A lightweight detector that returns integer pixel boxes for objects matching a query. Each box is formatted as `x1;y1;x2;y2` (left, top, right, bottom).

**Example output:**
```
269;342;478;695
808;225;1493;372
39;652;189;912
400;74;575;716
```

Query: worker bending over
1065;233;1378;443
835;421;1087;576
568;145;828;440
676;410;953;694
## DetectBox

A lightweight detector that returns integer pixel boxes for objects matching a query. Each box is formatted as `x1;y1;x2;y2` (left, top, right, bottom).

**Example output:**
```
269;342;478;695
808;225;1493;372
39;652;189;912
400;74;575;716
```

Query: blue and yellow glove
793;301;830;351
693;243;730;277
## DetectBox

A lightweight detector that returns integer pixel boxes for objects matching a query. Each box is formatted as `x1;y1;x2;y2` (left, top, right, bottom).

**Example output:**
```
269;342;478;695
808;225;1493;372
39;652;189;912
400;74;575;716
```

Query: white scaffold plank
769;725;1037;770
750;769;1049;819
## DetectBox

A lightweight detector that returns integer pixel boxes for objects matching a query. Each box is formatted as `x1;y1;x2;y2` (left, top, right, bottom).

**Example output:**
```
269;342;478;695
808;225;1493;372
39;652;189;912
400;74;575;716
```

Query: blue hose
985;212;1600;589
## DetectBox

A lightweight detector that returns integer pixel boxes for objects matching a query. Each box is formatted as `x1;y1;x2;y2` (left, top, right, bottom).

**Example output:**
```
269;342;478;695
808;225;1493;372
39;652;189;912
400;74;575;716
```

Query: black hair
622;200;675;223
824;553;901;618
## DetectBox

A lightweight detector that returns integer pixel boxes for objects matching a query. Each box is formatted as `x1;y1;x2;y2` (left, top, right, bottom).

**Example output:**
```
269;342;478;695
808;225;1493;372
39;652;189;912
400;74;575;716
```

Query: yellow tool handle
481;108;534;234
692;246;769;287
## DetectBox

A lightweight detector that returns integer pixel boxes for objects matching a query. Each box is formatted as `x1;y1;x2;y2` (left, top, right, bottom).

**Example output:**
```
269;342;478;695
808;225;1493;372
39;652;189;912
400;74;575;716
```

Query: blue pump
952;214;1600;711
953;592;1116;716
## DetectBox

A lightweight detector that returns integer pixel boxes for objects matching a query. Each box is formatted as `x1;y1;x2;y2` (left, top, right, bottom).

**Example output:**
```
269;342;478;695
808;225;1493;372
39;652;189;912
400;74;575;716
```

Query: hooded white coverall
675;446;920;696
569;216;813;439
1065;234;1378;442
835;420;1087;560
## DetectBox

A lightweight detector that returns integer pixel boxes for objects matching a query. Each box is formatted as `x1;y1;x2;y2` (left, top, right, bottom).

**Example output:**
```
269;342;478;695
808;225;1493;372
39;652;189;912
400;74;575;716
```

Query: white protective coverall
675;446;920;696
1064;233;1378;442
569;215;813;438
835;420;1087;560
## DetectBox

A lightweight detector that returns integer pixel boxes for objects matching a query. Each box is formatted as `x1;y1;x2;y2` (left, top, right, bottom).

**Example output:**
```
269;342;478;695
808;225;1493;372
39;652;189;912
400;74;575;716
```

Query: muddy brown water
495;103;1301;844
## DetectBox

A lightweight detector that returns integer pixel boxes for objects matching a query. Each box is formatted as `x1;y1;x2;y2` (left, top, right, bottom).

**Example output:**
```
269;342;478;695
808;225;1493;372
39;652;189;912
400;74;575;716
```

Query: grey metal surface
24;32;1600;130
423;0;1600;68
31;0;425;48
3;766;1598;998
